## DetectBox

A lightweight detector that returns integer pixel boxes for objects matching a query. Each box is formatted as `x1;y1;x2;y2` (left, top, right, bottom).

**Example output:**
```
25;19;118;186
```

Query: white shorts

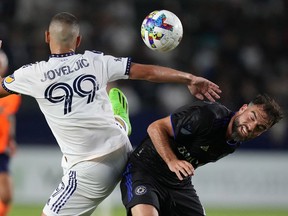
43;145;130;216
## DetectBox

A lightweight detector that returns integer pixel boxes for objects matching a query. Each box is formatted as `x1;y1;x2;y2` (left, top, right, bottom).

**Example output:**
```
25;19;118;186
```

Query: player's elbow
147;121;158;136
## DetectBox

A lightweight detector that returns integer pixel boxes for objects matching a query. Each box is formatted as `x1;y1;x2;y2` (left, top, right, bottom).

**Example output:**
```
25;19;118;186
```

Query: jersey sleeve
103;55;131;82
2;65;34;96
170;104;212;144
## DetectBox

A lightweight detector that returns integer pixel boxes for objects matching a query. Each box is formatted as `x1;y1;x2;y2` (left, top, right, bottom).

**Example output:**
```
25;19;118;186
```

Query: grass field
8;205;288;216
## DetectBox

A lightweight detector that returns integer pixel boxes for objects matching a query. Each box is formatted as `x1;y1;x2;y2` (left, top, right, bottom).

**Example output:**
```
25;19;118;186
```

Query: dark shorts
0;153;10;173
120;162;205;216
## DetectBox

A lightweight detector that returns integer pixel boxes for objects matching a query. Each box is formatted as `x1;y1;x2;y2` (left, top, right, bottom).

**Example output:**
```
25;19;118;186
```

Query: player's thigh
172;185;206;216
44;148;129;215
131;204;158;216
0;172;12;201
0;154;12;202
43;167;97;216
121;166;163;216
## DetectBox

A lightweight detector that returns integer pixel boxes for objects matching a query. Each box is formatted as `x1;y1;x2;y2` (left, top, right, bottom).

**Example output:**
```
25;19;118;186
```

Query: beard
231;117;248;142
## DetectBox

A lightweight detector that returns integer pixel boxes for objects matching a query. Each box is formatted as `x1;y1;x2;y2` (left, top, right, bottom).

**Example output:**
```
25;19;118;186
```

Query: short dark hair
50;12;79;28
249;94;283;127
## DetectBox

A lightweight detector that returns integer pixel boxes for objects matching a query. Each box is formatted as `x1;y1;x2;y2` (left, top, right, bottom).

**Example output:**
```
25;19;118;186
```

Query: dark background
0;0;287;150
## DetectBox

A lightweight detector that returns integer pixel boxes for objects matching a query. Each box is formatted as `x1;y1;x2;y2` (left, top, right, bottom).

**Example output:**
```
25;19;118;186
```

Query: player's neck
226;115;235;140
50;46;75;55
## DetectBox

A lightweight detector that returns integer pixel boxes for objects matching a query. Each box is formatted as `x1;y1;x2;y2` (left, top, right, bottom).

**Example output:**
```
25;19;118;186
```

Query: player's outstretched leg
109;88;132;136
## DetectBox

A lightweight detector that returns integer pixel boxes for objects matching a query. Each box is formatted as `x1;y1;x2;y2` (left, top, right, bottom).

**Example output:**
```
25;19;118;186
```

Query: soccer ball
141;10;183;52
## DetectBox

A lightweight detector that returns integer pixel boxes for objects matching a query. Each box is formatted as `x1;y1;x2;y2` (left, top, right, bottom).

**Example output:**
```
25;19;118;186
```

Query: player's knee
131;204;158;216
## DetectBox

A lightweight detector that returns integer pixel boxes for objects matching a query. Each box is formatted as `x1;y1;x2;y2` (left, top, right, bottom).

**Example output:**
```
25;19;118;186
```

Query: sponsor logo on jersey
4;74;15;83
22;63;33;68
114;57;122;62
200;145;210;151
177;146;199;165
135;185;147;195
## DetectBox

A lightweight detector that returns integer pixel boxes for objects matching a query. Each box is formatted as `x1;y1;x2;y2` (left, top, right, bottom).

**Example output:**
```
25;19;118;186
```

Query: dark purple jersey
130;100;240;185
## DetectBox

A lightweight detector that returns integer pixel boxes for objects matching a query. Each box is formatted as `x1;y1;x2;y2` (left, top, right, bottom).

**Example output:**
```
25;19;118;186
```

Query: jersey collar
49;52;75;58
226;140;240;146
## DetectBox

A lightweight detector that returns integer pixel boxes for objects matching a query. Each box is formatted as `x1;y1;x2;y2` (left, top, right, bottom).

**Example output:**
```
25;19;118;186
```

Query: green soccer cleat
109;88;132;136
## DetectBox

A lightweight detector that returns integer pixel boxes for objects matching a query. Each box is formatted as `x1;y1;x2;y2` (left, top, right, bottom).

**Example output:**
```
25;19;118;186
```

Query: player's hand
188;76;221;102
167;159;195;180
7;139;17;157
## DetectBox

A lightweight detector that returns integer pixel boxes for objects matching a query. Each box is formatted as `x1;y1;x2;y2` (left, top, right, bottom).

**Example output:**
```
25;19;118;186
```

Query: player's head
45;12;81;53
230;94;283;142
0;49;8;77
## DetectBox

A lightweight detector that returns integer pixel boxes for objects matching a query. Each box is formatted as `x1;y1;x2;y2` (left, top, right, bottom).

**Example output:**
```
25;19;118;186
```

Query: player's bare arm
129;63;221;102
147;116;195;180
0;40;11;98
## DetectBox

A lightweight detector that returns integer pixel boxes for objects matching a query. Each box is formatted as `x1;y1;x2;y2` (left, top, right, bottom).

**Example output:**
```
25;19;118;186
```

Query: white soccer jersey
2;50;133;168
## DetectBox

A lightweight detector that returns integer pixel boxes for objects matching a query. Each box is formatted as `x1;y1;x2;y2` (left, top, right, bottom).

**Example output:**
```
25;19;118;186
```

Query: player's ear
239;104;248;113
76;35;82;48
45;31;50;44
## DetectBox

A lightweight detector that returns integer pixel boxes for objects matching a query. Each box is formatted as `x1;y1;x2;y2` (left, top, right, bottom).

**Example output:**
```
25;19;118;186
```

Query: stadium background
0;0;287;215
